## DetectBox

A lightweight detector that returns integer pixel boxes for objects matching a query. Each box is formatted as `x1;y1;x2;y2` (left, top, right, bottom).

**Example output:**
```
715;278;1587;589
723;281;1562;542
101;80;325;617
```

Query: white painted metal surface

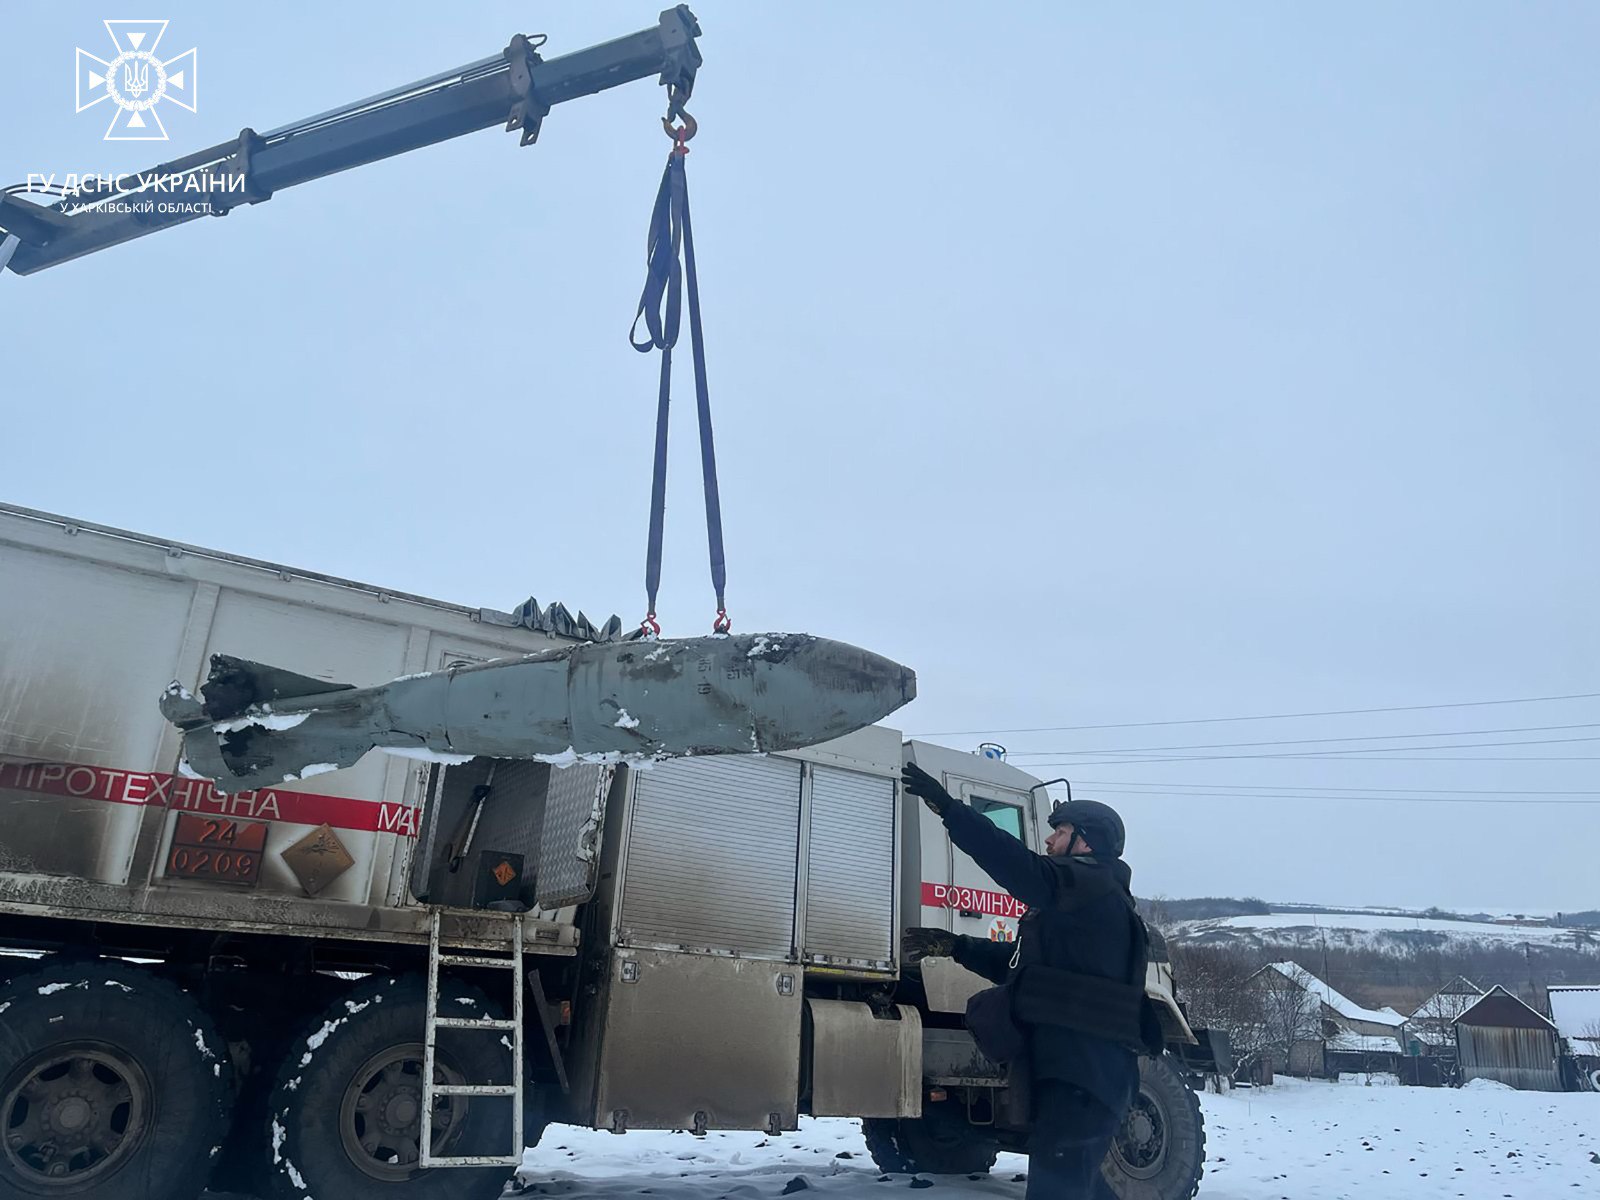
0;501;582;948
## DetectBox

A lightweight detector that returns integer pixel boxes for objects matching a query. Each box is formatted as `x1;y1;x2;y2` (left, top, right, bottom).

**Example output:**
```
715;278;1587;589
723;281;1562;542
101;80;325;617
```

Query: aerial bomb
161;633;916;792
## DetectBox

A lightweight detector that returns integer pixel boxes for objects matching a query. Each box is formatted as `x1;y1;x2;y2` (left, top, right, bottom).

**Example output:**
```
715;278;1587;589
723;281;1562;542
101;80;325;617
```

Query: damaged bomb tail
162;633;917;793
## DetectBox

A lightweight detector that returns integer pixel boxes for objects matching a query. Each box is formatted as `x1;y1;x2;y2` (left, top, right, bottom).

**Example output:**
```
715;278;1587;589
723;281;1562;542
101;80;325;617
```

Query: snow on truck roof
1262;961;1407;1028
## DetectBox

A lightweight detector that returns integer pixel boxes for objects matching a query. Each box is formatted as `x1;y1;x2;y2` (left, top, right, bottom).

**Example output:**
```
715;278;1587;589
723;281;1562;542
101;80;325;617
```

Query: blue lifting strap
630;122;727;635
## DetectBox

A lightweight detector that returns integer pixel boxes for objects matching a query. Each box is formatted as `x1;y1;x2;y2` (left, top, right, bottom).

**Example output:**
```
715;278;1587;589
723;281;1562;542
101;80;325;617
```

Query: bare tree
1141;893;1175;933
1251;964;1331;1077
1170;946;1291;1078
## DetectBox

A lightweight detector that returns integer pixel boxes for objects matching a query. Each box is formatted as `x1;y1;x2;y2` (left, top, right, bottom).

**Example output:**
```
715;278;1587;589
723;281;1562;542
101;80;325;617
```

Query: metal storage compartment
617;755;804;958
591;948;803;1133
411;756;613;912
803;764;896;970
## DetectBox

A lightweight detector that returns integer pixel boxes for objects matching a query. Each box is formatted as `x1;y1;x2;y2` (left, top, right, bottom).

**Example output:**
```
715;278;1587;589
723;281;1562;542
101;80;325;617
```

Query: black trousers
1026;1081;1124;1200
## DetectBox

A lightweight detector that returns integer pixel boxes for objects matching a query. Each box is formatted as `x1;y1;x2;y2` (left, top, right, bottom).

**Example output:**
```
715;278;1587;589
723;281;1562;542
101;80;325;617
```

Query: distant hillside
1159;906;1600;1012
1170;911;1600;957
1135;896;1271;922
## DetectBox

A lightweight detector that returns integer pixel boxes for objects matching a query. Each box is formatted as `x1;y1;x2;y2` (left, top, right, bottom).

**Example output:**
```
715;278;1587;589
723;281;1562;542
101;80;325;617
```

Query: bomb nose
854;647;916;707
901;664;917;705
749;636;917;752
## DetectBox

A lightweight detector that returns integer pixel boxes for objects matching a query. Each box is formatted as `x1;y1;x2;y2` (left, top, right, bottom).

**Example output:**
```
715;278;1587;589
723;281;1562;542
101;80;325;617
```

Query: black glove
902;926;958;963
902;762;957;816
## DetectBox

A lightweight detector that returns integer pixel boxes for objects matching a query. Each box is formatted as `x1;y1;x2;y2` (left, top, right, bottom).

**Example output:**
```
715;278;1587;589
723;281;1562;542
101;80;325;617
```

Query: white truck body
0;501;1203;1199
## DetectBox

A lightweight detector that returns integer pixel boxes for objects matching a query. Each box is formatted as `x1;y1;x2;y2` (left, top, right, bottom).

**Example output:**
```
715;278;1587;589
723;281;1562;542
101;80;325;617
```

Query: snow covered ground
501;1078;1599;1200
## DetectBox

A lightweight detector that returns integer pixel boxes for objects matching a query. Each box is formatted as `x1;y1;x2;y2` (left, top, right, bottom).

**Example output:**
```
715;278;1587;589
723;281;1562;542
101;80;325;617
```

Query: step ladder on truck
422;908;524;1169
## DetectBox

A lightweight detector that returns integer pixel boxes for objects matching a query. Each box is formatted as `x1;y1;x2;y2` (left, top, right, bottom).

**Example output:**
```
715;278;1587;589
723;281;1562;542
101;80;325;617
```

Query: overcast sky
4;3;1596;912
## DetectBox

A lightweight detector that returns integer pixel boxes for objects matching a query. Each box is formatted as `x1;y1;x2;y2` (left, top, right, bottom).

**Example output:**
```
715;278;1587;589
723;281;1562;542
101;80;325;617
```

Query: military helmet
1046;798;1126;858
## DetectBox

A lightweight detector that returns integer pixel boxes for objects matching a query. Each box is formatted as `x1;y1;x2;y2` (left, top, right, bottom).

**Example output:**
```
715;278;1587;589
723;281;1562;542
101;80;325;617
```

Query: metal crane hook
661;110;697;153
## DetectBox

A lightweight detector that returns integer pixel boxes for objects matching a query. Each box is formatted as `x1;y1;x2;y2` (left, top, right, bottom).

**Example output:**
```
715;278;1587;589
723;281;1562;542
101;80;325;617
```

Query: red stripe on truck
920;881;1027;919
0;760;419;837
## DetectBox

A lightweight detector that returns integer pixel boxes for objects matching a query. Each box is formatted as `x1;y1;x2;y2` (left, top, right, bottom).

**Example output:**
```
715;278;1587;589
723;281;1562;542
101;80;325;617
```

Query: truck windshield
972;796;1023;839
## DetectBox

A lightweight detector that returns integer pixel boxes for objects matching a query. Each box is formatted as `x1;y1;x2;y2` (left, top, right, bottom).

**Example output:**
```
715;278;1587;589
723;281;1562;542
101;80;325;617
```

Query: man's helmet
1047;798;1126;858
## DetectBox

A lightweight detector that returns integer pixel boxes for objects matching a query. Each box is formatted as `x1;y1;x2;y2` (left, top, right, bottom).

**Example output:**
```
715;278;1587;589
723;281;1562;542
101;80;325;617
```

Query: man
901;763;1148;1200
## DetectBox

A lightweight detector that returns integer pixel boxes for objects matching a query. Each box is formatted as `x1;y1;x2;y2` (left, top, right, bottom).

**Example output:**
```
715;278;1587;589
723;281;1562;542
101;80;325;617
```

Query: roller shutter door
620;756;803;957
804;766;896;968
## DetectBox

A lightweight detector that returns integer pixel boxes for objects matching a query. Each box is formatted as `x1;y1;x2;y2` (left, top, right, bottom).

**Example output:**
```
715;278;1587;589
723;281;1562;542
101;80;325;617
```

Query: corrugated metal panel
465;759;549;865
1457;1024;1562;1091
620;757;802;957
413;757;545;906
537;763;610;909
804;766;895;967
415;759;610;910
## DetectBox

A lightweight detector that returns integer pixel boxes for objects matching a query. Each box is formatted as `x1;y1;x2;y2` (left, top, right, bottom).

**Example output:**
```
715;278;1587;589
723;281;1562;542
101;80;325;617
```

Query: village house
1454;985;1563;1091
1408;976;1484;1054
1250;961;1408;1078
1545;984;1600;1092
1394;975;1485;1085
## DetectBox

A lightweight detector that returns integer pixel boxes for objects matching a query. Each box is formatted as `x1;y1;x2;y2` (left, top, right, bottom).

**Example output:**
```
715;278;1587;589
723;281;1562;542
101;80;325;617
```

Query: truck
2;10;1217;1198
0;500;1211;1200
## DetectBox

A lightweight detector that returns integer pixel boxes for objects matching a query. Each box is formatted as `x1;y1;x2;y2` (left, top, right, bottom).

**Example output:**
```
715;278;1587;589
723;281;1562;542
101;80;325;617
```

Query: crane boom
0;6;701;276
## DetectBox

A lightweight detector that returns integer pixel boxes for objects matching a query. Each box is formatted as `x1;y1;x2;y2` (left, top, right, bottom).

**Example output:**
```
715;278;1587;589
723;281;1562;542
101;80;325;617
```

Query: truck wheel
1100;1055;1205;1200
0;960;231;1199
263;976;516;1200
863;1100;999;1175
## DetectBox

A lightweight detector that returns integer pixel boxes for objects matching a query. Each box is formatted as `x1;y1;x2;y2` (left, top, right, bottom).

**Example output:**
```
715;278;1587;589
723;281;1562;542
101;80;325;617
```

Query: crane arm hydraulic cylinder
0;6;701;276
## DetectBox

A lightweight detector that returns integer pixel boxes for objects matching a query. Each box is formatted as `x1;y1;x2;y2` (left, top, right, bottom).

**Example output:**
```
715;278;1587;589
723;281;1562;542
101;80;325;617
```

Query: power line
1085;783;1597;803
910;690;1600;739
1009;733;1600;767
1072;779;1600;796
1043;785;1600;807
1003;722;1600;758
1048;755;1600;763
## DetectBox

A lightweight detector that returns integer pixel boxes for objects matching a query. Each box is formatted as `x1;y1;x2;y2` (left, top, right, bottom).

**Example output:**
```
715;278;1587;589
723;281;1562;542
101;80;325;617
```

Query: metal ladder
421;908;525;1168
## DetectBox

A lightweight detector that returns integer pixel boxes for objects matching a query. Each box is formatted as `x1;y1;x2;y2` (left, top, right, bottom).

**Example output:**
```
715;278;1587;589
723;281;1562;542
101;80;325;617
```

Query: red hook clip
640;612;662;638
661;110;697;156
713;609;732;634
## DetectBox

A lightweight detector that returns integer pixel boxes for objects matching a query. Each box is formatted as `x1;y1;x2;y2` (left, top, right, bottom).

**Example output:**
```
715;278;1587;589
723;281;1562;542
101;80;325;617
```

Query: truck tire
263;976;516;1200
1100;1055;1205;1200
0;959;231;1199
862;1100;999;1175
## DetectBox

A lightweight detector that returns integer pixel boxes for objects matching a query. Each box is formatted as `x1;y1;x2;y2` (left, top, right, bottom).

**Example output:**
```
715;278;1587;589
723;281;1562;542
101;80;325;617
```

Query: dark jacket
941;799;1141;1115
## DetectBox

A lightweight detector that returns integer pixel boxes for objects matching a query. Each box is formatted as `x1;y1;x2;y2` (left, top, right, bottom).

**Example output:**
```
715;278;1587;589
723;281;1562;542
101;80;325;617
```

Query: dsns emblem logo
76;20;197;141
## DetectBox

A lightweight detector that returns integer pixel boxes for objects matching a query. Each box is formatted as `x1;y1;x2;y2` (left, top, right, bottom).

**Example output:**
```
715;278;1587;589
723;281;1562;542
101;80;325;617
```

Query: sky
2;3;1596;911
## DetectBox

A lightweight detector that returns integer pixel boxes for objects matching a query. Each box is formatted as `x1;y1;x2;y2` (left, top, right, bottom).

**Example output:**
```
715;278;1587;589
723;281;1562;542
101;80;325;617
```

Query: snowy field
209;1077;1599;1199
495;1079;1598;1200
